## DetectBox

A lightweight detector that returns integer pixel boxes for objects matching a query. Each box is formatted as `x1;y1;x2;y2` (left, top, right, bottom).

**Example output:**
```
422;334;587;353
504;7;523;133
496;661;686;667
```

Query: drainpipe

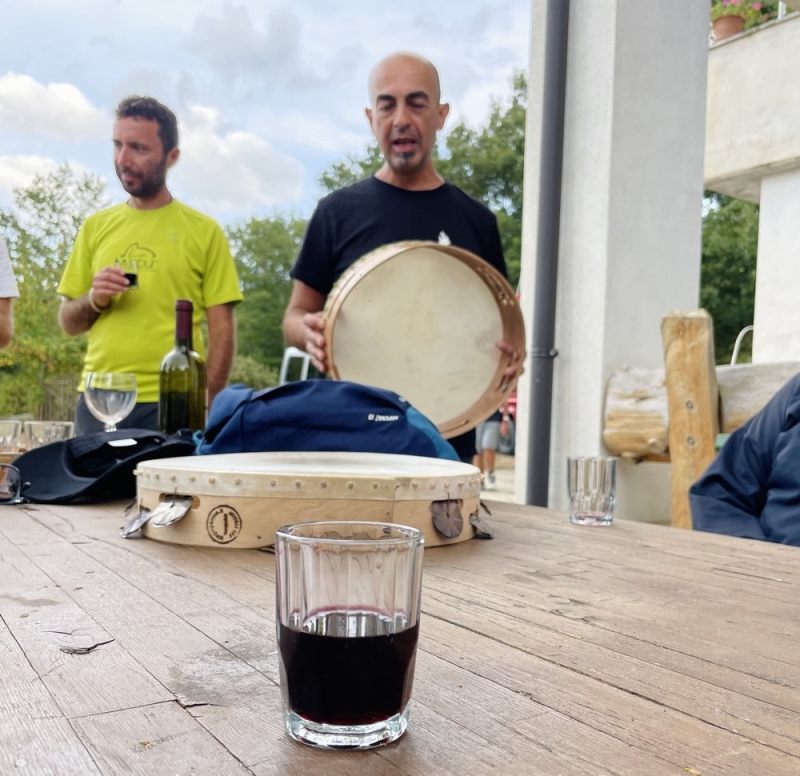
525;0;570;506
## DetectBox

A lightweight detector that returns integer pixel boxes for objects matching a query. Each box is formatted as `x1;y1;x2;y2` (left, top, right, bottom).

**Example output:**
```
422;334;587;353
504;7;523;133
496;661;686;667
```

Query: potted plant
711;0;773;42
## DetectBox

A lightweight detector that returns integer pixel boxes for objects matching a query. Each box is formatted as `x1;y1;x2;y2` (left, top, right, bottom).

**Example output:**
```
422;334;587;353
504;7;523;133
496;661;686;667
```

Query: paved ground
479;453;516;503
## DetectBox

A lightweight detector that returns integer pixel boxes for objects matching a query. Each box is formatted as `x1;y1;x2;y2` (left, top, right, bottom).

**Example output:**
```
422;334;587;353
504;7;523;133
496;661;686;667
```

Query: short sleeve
290;202;337;296
57;223;95;299
202;223;243;308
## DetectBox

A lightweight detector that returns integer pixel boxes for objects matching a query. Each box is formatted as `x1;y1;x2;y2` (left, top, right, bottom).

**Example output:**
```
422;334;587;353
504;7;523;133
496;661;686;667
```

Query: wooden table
2;500;799;775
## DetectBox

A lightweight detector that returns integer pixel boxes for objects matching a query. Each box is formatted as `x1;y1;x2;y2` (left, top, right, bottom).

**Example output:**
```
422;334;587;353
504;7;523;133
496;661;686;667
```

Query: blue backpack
196;379;458;460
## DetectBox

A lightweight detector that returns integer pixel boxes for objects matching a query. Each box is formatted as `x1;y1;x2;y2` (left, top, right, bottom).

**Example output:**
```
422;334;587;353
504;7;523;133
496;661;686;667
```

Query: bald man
282;52;521;462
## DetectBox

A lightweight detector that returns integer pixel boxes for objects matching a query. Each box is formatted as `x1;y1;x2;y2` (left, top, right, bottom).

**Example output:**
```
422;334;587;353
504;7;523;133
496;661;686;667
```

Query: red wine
158;299;207;433
278;610;419;726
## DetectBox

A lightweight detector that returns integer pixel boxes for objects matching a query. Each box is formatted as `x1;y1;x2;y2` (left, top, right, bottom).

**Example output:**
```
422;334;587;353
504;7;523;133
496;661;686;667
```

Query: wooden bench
604;309;799;529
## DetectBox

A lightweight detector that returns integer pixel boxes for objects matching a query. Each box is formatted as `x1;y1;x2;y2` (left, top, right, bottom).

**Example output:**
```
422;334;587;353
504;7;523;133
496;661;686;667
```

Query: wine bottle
158;299;207;433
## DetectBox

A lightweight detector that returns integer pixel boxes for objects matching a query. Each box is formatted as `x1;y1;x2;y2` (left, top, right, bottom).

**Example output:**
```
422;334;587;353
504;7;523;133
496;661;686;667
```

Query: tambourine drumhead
136;451;482;549
323;241;525;439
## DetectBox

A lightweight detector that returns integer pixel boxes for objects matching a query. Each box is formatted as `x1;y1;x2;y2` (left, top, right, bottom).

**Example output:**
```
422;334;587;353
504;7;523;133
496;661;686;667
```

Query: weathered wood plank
603;365;668;457
419;616;800;776
0;534;174;719
72;702;253;775
0;619;101;776
662;309;720;529
717;361;800;433
421;577;800;753
5;499;800;774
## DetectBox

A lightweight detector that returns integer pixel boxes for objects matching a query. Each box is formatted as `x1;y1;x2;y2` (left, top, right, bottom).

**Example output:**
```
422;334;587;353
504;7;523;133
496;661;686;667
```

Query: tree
319;72;527;288
700;191;759;364
0;165;107;416
227;214;307;377
438;71;526;287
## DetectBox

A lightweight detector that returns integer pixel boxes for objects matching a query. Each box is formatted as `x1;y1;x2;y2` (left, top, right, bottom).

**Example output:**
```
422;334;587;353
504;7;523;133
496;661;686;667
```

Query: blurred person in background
0;235;20;349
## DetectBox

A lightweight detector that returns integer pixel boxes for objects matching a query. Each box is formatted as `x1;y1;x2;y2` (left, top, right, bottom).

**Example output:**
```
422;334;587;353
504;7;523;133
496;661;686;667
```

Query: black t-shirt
290;175;508;461
291;176;507;294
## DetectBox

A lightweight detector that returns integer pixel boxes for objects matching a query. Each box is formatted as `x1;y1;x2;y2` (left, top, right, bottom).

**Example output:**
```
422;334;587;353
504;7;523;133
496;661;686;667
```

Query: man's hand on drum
91;266;132;309
496;340;525;393
303;311;328;373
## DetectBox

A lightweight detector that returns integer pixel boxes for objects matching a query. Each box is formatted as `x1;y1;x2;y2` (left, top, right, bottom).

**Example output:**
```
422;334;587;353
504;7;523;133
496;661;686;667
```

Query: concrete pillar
752;167;800;363
515;0;709;521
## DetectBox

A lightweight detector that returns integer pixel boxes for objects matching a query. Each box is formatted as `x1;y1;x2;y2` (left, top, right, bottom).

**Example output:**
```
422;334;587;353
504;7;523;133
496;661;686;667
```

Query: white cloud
0;72;107;142
0;155;102;208
0;155;60;206
186;6;303;83
171;104;305;217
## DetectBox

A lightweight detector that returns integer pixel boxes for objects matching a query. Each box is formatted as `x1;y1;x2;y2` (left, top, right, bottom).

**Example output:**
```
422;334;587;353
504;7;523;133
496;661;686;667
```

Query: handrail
278;347;311;386
730;325;755;365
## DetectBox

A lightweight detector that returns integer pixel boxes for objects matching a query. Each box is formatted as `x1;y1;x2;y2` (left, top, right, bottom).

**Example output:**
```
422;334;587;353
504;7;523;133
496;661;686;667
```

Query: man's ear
166;147;180;170
364;107;374;131
437;102;450;131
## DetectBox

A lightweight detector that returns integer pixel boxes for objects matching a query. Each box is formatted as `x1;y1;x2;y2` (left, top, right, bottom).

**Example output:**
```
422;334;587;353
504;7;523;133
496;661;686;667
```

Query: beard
116;157;168;199
386;146;428;176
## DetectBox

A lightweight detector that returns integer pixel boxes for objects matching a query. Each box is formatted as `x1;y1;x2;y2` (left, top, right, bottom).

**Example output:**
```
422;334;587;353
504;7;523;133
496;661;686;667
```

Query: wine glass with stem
84;372;138;432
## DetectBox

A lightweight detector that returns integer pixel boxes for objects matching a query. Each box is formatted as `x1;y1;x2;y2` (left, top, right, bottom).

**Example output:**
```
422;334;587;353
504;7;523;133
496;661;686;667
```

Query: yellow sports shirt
58;200;243;402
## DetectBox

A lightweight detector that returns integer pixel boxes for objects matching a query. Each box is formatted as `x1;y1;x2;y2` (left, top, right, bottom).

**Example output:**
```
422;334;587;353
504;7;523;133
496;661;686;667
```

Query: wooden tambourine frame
136;451;483;549
323;241;525;439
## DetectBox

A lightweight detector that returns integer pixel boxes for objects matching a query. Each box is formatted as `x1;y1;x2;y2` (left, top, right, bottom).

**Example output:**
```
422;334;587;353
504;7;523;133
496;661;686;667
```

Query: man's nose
116;145;132;167
393;104;410;129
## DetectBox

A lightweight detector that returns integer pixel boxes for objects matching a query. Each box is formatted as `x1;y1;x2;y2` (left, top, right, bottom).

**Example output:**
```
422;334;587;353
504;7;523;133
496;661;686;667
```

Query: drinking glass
0;420;21;452
24;421;74;450
275;521;424;750
567;456;617;526
84;372;137;432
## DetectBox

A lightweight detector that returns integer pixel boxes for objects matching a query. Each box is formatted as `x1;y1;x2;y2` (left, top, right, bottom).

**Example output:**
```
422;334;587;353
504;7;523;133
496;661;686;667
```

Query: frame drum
137;451;483;549
323;241;525;438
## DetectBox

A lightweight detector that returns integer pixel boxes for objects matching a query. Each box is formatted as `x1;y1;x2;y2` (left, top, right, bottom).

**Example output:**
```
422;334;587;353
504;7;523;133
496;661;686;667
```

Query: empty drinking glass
24;421;74;450
567;456;617;526
0;420;21;452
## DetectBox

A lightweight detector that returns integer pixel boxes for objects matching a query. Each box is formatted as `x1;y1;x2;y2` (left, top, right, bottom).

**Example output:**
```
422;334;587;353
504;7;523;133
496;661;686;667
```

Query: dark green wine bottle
158;299;207;433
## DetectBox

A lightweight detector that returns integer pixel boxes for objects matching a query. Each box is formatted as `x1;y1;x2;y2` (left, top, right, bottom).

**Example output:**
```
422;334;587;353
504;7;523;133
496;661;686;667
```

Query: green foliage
318;145;384;192
710;0;779;27
0;165;107;415
438;71;526;288
700;191;759;364
227;214;307;371
319;72;527;288
229;354;279;389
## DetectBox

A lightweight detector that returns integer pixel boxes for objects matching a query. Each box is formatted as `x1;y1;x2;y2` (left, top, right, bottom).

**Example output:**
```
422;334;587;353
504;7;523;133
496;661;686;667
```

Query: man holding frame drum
283;52;523;462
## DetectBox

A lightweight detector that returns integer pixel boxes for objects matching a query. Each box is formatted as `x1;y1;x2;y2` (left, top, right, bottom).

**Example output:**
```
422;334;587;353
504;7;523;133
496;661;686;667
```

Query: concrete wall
516;0;708;522
705;14;800;202
752;167;800;362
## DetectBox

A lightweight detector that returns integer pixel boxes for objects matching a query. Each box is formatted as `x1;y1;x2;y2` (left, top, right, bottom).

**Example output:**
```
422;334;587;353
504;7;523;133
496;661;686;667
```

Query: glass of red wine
275;521;424;749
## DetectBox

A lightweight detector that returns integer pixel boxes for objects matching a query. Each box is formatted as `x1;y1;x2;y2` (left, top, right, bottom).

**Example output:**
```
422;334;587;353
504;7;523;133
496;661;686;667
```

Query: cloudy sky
0;0;531;225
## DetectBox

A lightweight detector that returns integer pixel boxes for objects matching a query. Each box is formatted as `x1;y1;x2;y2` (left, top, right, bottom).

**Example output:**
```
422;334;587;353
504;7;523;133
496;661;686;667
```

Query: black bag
14;428;196;504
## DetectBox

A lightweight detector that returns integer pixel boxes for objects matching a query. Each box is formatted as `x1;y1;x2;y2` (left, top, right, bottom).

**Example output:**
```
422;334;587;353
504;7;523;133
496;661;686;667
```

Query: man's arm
0;298;13;349
206;302;237;409
282;280;328;372
58;267;130;335
689;374;800;541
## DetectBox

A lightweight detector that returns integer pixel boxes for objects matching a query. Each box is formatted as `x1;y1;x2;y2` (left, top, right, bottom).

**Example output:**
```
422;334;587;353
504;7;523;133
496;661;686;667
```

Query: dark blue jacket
690;373;800;545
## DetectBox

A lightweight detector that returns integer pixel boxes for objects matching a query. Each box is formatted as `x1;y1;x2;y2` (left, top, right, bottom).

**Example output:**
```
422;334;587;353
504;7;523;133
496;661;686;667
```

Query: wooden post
661;310;719;529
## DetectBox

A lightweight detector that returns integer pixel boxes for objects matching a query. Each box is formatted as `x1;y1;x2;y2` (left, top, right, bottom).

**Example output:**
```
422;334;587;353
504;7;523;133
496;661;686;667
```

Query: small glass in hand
84;372;137;432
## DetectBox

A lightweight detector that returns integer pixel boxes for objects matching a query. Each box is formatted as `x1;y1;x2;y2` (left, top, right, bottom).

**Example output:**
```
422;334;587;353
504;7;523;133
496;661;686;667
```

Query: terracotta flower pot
712;14;745;41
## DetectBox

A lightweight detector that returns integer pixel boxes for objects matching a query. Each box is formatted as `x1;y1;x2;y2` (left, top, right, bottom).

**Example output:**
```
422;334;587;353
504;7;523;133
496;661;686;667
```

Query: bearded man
58;96;242;434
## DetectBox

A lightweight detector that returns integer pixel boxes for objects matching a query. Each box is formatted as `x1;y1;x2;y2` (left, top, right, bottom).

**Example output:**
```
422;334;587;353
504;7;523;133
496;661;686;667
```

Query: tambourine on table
135;452;483;549
323;241;526;439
